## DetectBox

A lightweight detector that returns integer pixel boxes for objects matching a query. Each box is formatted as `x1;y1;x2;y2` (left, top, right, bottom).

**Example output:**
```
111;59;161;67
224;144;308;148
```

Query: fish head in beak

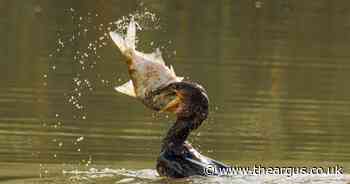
142;84;182;113
159;82;209;119
159;89;184;113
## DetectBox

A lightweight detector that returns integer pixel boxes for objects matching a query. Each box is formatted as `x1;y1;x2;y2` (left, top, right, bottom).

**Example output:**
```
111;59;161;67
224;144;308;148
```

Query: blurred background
0;0;350;181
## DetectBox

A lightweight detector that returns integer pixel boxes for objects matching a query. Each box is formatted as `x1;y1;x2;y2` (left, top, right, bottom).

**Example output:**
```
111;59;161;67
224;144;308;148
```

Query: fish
109;19;183;111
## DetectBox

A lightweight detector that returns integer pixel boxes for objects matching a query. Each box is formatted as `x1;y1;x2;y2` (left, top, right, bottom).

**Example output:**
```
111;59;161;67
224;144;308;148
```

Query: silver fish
109;19;183;111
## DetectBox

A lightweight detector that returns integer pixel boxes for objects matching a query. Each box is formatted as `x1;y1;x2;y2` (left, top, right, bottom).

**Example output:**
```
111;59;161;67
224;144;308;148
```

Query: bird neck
161;116;202;153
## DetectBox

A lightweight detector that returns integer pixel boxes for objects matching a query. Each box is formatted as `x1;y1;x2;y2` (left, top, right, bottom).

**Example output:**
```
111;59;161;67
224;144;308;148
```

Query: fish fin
177;76;184;81
114;80;136;97
154;48;165;64
109;19;137;58
169;65;184;81
126;18;136;50
109;31;128;54
169;65;176;75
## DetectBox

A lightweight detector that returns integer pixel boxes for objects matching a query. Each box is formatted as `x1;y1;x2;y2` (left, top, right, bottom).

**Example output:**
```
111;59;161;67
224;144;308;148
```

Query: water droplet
76;136;84;142
255;1;263;8
58;39;64;47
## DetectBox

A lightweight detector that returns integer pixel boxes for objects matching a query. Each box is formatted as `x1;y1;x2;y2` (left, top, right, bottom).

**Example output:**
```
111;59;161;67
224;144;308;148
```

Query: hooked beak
160;91;184;113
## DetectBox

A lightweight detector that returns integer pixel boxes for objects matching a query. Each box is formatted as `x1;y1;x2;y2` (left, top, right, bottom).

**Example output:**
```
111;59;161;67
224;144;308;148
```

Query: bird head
159;81;209;129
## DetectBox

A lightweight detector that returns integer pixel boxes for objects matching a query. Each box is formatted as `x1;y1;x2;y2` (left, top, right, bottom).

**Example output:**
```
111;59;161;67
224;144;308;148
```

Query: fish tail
109;18;137;58
126;18;136;50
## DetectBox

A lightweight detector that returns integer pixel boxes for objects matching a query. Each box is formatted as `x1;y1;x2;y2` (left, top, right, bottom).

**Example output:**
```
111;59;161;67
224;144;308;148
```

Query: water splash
46;6;163;168
48;7;162;119
60;167;350;184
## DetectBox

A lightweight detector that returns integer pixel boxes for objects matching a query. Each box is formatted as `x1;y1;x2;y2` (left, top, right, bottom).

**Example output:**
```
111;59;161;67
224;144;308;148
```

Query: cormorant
109;19;229;178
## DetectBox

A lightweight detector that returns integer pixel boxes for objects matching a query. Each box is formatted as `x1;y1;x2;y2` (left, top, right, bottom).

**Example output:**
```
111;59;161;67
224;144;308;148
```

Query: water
1;0;350;183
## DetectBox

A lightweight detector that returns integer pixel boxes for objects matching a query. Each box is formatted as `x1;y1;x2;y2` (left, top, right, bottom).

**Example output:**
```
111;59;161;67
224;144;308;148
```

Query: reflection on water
1;0;350;183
